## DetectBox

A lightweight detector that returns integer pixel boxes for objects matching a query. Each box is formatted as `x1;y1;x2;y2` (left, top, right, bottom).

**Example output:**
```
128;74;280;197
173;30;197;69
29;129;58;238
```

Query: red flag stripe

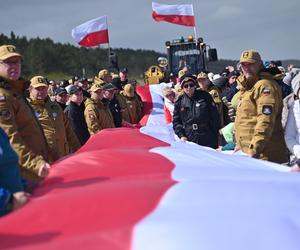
79;29;109;47
0;128;176;249
136;85;152;127
152;11;195;27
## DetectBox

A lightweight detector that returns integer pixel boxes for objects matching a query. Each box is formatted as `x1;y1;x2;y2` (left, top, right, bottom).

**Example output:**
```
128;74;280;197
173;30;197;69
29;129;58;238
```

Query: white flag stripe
134;85;299;250
71;16;108;43
152;2;194;16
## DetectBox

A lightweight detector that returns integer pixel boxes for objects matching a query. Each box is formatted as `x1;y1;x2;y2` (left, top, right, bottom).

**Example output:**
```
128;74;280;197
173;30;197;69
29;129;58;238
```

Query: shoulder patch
262;105;273;115
213;92;219;98
0;96;6;103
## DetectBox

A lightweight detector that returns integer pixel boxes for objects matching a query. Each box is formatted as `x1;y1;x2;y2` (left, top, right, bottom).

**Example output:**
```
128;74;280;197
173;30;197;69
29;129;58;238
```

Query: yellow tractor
144;36;218;85
144;57;168;85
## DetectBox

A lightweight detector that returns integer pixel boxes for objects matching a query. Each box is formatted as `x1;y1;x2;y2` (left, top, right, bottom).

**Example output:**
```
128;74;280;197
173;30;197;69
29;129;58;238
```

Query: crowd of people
1;44;300;217
163;50;300;169
0;45;142;216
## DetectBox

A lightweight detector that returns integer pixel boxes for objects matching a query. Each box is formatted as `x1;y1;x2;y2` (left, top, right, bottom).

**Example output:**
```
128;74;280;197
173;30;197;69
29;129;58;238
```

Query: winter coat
235;73;288;163
28;98;80;161
84;98;115;135
64;101;90;145
0;77;49;182
173;89;220;149
284;100;300;158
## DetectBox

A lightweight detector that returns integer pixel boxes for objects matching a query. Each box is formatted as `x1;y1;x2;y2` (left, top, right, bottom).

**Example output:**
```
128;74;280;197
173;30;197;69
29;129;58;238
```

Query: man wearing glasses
173;74;220;149
0;45;50;185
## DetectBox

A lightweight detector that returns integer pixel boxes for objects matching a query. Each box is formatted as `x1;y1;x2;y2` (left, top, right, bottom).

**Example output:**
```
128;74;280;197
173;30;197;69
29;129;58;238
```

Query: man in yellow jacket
28;76;81;161
234;50;288;163
120;83;142;124
0;45;50;183
84;83;115;135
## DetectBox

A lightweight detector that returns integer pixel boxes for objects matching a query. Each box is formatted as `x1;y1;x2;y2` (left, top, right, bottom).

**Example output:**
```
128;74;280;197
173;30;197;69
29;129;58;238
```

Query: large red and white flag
72;15;109;47
152;2;195;27
1;84;300;250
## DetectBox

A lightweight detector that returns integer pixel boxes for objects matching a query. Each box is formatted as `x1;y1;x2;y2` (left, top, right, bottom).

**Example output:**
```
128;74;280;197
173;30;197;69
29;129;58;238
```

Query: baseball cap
120;67;128;73
240;50;262;63
197;72;208;79
180;74;197;87
103;82;116;91
111;78;122;90
227;71;239;79
123;84;134;97
30;76;48;88
66;85;81;95
90;83;103;92
0;45;21;61
55;87;67;96
98;69;110;79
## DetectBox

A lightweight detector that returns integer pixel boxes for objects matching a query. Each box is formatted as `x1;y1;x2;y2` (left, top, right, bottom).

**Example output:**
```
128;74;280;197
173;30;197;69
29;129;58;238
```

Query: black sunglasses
183;83;195;89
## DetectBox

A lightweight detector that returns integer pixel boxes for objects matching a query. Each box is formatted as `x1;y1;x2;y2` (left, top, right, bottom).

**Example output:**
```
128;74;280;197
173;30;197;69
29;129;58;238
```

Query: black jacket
55;101;66;111
173;90;220;148
64;102;90;145
102;96;123;127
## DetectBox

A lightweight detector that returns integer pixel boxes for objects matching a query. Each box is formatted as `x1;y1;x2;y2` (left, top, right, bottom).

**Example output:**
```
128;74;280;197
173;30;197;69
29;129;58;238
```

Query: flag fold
72;15;109;47
152;2;195;27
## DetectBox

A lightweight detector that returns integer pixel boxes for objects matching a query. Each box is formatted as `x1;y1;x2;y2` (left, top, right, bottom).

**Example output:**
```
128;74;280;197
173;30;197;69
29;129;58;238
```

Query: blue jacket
0;127;24;193
0;128;24;215
0;188;11;216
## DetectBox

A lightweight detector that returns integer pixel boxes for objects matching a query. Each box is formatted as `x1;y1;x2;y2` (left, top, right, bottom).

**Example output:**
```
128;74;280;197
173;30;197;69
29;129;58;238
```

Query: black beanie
111;78;122;91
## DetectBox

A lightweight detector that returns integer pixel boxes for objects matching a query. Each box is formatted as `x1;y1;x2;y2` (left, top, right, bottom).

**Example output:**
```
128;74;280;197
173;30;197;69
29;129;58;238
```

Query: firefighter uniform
208;85;225;127
120;84;142;124
234;50;288;163
28;76;81;161
0;77;49;182
197;72;227;128
84;84;115;135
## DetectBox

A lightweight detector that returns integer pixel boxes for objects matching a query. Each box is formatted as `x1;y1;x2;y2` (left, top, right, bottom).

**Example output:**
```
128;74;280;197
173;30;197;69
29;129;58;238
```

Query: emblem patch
262;105;273;115
262;87;271;95
242;51;249;58
7;46;15;52
38;77;44;83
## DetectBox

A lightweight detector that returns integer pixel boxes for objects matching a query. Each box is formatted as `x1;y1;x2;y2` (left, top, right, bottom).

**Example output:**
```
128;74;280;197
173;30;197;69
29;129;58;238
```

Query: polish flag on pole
72;15;109;47
152;2;195;27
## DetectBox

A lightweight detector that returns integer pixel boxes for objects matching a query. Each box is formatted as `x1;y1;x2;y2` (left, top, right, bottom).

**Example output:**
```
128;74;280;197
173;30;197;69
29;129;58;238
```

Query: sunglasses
183;83;195;89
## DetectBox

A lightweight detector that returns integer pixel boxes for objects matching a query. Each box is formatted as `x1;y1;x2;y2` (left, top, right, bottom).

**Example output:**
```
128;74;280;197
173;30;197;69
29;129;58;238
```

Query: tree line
0;32;298;81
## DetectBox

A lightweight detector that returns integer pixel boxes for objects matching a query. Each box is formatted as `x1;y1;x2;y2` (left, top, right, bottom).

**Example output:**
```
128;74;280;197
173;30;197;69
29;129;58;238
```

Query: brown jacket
208;86;225;128
84;98;115;135
119;92;142;124
28;97;81;161
235;73;288;163
0;77;49;181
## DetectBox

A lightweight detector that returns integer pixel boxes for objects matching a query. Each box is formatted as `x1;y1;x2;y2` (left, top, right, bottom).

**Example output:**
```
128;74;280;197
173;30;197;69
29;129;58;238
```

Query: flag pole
192;4;197;39
193;26;197;40
106;15;111;70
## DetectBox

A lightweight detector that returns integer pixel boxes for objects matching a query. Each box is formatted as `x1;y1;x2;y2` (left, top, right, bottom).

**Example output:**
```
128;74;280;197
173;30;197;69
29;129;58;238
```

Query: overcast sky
1;0;299;60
